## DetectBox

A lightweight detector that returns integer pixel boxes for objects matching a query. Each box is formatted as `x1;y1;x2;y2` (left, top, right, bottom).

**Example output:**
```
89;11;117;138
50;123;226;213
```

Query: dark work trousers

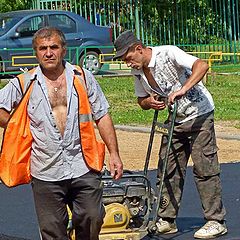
157;111;226;221
31;171;105;240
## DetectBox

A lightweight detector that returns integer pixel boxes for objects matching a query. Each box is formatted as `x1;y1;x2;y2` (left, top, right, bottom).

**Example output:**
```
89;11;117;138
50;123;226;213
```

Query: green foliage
96;76;168;126
213;64;240;73
0;0;236;55
140;0;227;46
1;74;239;127
96;74;240;128
206;75;240;123
0;0;30;12
0;81;7;88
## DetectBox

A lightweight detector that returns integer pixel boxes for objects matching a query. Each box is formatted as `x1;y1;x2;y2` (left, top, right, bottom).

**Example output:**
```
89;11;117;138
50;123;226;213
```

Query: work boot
194;220;228;239
156;218;178;234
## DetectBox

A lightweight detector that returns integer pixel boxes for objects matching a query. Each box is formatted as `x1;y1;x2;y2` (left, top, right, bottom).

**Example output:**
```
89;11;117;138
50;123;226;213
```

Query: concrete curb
114;125;240;141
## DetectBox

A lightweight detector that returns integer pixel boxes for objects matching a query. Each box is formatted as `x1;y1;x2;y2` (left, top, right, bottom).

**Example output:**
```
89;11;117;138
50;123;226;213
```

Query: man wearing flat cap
113;30;227;239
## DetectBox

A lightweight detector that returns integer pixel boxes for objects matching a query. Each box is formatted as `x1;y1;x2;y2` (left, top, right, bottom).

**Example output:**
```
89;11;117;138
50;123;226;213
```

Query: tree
0;0;30;13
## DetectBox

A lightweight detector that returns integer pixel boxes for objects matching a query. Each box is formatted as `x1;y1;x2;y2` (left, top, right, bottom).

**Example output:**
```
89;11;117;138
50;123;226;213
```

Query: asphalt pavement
0;163;239;240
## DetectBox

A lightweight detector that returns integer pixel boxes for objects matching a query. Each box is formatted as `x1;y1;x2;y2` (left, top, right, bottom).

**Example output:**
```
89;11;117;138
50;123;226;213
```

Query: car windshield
0;15;21;36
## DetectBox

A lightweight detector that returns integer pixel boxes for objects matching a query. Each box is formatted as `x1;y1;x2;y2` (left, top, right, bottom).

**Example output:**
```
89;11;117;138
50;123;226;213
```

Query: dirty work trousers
31;171;105;240
157;111;226;221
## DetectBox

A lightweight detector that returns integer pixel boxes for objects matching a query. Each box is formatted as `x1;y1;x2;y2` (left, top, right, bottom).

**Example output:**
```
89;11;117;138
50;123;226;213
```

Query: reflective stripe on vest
73;66;105;170
73;73;105;171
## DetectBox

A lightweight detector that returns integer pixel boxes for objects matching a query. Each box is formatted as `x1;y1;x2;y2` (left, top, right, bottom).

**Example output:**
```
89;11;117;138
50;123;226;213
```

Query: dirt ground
106;121;240;171
1;121;240;171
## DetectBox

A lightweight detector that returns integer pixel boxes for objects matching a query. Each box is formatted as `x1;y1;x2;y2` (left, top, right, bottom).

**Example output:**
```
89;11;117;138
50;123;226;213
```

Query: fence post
135;0;140;39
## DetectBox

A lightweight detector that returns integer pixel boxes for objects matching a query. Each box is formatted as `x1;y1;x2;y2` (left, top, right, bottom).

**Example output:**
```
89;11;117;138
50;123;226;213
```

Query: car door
6;15;45;72
47;13;84;64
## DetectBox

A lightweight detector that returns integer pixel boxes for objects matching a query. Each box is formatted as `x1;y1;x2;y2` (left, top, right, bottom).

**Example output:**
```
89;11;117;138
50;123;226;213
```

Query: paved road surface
0;163;239;240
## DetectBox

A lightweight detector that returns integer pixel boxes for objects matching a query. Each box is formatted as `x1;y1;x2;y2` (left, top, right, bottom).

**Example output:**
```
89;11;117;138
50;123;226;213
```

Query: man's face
34;34;66;71
122;45;144;70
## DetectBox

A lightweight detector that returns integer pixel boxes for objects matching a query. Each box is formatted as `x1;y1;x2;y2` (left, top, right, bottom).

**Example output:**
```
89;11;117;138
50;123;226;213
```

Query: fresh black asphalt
0;163;239;240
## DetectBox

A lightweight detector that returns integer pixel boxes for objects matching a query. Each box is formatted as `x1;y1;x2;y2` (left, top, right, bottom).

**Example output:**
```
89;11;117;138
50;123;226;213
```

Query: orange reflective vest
0;67;105;187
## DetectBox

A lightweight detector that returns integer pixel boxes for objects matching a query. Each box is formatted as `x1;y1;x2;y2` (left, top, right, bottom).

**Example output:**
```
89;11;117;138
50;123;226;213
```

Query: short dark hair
32;27;66;50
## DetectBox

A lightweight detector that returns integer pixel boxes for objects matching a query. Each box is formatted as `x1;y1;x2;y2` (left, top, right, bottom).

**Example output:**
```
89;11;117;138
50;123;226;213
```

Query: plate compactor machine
68;103;177;240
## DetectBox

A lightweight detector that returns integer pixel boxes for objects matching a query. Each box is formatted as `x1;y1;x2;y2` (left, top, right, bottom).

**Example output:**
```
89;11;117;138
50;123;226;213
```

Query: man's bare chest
45;77;67;109
48;86;67;109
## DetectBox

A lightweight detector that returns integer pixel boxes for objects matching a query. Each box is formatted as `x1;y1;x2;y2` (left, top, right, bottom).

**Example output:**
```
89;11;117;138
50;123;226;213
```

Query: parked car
0;10;114;74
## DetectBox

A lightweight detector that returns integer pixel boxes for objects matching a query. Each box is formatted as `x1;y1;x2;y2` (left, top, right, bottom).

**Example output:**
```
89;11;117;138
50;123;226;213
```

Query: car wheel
79;51;101;75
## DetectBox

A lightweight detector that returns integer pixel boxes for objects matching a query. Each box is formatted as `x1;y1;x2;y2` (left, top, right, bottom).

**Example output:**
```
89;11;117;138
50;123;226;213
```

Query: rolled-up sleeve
0;78;22;112
84;70;109;121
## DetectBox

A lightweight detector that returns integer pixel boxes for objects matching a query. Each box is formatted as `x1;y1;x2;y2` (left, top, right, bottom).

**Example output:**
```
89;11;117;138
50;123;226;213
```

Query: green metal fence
30;0;240;66
30;0;142;40
0;45;114;76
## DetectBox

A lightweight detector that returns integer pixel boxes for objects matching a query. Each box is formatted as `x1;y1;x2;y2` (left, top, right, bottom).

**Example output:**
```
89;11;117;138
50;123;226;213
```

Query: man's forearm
0;109;10;128
182;59;209;93
96;113;123;179
138;97;151;110
96;113;119;154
